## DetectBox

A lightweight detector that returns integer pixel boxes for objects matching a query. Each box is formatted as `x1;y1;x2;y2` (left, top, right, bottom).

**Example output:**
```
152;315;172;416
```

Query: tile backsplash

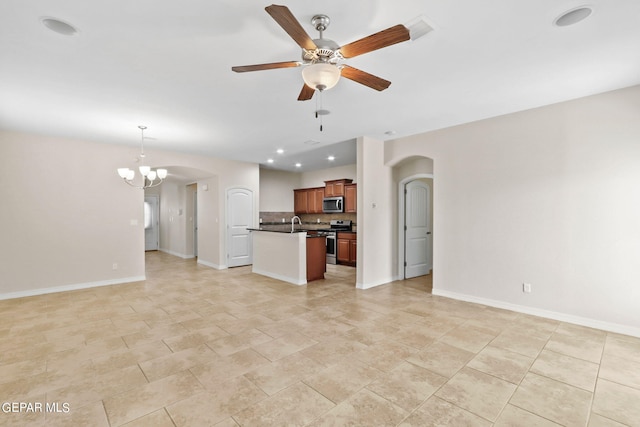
259;211;357;230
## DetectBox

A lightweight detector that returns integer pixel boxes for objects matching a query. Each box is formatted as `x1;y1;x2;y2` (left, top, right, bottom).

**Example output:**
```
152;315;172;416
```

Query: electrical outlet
523;283;532;293
112;263;118;270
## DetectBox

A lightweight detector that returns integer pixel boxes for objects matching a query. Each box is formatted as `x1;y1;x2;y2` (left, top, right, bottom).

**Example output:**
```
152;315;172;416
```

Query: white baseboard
197;259;226;270
432;288;640;338
252;267;306;286
357;276;395;290
159;248;195;259
0;276;146;301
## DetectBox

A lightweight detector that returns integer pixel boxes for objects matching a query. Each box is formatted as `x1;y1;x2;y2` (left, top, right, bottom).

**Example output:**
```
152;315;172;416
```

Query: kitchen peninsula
248;226;326;285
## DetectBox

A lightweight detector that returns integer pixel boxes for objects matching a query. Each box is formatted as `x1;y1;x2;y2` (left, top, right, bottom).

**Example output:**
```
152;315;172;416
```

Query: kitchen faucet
291;215;301;232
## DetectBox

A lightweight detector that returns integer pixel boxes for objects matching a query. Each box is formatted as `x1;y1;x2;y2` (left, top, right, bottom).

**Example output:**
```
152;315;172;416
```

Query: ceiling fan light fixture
302;63;341;91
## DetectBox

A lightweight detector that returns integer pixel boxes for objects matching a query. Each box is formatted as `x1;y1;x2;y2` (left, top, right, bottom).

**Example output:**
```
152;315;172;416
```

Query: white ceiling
2;1;640;172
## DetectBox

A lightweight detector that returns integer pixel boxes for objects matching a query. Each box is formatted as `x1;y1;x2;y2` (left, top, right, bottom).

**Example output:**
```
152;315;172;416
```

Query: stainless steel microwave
323;196;344;213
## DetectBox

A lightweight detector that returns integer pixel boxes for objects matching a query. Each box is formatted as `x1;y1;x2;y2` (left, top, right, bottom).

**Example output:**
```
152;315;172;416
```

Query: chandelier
117;126;167;189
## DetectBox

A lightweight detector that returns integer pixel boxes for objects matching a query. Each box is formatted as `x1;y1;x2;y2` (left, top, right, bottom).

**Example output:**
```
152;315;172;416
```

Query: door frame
397;173;433;279
144;194;160;251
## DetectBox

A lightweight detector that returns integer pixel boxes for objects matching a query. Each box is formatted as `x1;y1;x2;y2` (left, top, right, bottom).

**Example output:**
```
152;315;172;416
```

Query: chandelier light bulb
116;126;168;189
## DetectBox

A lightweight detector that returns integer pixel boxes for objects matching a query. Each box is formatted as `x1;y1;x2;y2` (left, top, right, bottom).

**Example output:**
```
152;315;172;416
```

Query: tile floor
1;251;639;426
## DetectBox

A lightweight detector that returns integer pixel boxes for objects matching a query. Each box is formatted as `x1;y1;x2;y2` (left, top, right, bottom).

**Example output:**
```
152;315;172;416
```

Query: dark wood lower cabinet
337;232;356;266
306;236;326;281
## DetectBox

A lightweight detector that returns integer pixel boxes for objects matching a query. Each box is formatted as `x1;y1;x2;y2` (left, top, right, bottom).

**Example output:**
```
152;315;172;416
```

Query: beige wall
356;136;394;288
259;164;357;213
382;84;640;335
0;130;259;298
259;169;300;212
0;131;144;297
299;164;356;188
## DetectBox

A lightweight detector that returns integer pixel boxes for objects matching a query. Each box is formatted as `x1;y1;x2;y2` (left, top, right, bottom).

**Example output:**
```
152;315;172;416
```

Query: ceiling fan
231;4;410;101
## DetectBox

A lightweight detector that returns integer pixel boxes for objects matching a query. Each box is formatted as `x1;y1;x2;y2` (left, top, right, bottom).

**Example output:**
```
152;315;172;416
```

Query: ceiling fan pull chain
319;91;324;131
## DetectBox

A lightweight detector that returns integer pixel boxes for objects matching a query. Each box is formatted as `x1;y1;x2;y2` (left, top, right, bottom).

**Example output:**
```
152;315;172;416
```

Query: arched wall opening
390;156;434;284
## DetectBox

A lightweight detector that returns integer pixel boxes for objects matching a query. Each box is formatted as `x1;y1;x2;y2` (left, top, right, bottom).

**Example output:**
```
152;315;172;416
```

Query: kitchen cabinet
308;187;325;214
324;179;353;197
294;189;308;214
345;183;357;213
337;232;357;266
294;187;324;214
306;234;326;281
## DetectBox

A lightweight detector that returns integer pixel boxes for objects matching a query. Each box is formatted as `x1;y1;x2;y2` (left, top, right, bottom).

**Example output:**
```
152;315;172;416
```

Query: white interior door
405;180;431;278
227;188;253;267
144;195;159;251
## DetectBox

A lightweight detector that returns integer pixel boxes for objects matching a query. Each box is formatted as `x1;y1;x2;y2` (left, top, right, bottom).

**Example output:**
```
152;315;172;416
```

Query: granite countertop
247;226;326;237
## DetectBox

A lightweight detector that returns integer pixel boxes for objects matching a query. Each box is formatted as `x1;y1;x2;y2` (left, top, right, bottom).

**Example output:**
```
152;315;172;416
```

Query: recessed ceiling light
276;148;284;154
41;17;79;36
327;156;335;161
554;6;593;27
295;163;302;168
267;158;274;163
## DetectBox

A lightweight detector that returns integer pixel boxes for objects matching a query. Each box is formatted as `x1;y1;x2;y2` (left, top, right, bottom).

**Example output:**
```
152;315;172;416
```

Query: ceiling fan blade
297;84;315;101
340;65;391;91
339;24;410;58
265;5;317;51
232;61;301;73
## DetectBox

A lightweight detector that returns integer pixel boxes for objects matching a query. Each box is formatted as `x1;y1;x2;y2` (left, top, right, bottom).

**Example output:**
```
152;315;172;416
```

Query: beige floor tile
162;325;229;352
244;352;325;395
591;378;640;426
510;373;592;427
494;404;562;426
467;345;533;384
103;370;204;426
587;413;629;427
367;361;447;412
252;332;318;361
91;340;172;374
46;364;148;409
301;337;368;367
352;340;417;373
438;325;497;353
207;328;273;356
0;358;46;384
406;341;475;378
436;367;516;422
545;330;605;363
233;382;335;426
530;349;599;391
304;360;382;403
309;389;407;427
139;343;218;381
602;334;640;361
191;348;271;388
4;252;639;427
392;324;441;349
398;396;491;427
44;401;109;427
121;409;175;427
122;323;190;348
599;352;640;390
490;328;549;358
167;376;267;426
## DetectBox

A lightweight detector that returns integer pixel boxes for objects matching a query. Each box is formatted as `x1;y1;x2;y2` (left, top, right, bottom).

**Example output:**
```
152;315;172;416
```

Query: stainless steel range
317;220;352;264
